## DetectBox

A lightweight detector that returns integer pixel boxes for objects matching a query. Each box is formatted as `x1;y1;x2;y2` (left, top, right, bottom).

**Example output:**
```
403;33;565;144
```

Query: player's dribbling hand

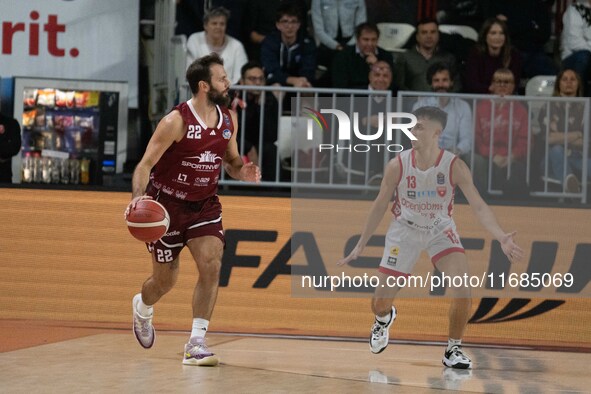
500;231;525;263
124;195;153;219
240;162;261;183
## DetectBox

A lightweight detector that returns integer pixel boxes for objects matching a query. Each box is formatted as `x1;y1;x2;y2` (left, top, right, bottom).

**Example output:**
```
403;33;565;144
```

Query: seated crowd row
180;3;590;199
183;2;591;95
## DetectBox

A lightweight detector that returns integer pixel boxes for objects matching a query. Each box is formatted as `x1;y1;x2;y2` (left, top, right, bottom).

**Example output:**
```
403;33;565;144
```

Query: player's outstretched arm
337;157;401;266
453;158;525;262
223;110;261;183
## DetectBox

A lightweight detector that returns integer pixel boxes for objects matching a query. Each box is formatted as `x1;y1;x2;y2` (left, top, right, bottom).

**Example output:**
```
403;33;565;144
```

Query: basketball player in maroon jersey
338;106;524;369
125;53;260;366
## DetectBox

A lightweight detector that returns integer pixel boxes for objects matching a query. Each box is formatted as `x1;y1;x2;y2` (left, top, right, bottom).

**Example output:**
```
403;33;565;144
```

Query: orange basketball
126;199;170;243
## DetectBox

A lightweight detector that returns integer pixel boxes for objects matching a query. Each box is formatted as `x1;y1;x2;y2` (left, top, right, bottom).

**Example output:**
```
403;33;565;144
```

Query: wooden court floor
1;320;590;393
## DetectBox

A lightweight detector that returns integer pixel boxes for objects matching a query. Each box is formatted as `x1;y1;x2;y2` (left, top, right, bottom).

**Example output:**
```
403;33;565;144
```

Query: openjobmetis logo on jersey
303;106;417;153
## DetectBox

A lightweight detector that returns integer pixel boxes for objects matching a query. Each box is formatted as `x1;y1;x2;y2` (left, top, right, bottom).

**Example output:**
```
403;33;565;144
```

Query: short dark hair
203;6;230;24
413;106;448;130
276;4;301;22
416;17;439;29
355;22;380;39
186;53;224;94
426;62;453;85
241;61;264;79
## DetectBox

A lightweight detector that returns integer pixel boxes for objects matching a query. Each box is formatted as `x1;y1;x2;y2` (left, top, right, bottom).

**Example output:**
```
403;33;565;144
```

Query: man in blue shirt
412;62;473;165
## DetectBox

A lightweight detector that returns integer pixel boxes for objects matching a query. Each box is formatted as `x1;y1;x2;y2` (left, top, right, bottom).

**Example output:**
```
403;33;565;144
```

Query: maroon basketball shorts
145;192;224;263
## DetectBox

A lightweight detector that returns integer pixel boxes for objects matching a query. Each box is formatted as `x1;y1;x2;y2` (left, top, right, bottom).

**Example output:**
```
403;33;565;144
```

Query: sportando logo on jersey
303;107;417;153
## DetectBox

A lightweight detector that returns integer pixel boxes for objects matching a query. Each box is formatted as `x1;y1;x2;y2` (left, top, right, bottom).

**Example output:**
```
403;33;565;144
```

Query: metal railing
398;91;589;203
176;82;589;203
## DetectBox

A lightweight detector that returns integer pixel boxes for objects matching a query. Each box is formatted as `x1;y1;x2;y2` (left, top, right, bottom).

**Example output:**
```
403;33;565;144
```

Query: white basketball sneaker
442;345;472;369
369;306;396;354
182;337;219;366
132;293;155;349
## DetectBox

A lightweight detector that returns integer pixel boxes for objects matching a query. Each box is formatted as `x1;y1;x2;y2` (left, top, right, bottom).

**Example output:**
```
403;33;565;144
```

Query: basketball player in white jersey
338;106;524;369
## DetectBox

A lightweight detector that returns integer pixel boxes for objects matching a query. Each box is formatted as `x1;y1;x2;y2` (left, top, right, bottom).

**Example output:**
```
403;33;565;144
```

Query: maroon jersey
149;100;235;201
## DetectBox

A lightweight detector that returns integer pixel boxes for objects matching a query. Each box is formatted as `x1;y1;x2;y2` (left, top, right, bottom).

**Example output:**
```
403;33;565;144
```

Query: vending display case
12;77;128;185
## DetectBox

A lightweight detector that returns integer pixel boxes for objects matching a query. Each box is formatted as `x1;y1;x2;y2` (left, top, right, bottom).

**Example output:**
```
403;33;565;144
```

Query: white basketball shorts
379;219;465;277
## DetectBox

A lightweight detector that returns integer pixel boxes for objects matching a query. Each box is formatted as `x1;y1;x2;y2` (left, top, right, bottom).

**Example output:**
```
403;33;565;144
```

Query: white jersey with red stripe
391;148;458;233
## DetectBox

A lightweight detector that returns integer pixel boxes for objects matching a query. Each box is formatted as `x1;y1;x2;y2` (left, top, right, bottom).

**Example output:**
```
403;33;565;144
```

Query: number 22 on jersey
188;124;202;139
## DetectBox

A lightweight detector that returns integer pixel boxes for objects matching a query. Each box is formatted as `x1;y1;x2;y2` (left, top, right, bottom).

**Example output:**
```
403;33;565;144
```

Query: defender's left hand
500;231;525;263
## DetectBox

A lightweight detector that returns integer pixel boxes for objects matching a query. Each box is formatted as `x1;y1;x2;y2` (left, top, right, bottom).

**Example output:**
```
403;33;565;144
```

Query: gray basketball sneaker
132;293;155;349
369;306;396;354
182;337;219;366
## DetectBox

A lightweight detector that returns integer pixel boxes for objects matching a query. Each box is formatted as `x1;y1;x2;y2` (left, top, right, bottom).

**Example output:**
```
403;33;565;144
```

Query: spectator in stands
561;0;591;95
186;7;248;84
473;68;529;198
244;0;309;61
360;60;398;130
332;23;394;89
464;17;523;94
537;68;588;193
231;62;280;181
174;0;246;40
338;61;396;184
260;4;316;88
412;62;472;164
488;0;557;79
311;0;367;86
394;18;459;92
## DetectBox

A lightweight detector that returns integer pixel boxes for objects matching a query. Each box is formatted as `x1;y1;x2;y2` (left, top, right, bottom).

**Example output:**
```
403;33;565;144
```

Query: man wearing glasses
260;4;316;89
231;62;279;181
472;68;530;199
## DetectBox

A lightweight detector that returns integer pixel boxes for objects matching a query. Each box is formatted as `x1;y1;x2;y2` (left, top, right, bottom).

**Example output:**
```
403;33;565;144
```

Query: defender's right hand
337;246;362;266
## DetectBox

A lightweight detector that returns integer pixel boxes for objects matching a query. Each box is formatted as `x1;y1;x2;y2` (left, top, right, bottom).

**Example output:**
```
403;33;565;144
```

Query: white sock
136;294;153;317
191;318;209;339
447;338;462;351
